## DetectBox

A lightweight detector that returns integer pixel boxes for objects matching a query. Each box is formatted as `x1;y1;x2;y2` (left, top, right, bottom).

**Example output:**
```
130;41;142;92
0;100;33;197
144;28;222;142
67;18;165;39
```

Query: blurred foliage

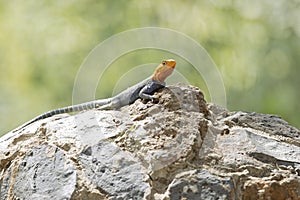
0;0;299;135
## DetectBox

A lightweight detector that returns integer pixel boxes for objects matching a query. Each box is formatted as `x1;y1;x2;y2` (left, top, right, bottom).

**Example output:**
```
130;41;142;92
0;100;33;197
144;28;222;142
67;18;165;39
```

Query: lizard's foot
97;104;112;110
141;94;160;104
150;94;160;103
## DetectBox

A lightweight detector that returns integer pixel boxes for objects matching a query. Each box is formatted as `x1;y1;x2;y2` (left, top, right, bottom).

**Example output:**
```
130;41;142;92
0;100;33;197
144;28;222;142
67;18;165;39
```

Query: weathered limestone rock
0;84;299;200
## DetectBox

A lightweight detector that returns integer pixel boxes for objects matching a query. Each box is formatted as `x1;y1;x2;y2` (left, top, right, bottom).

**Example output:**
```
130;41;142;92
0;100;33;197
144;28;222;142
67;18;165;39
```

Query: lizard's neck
151;74;164;83
151;67;174;83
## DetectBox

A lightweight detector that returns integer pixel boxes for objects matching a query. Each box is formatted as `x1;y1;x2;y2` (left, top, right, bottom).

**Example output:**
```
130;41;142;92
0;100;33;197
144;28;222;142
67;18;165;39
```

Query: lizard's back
109;78;151;108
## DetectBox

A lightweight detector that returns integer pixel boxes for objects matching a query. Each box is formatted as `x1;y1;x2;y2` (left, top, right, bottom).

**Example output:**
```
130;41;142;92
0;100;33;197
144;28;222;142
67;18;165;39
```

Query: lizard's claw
151;94;160;103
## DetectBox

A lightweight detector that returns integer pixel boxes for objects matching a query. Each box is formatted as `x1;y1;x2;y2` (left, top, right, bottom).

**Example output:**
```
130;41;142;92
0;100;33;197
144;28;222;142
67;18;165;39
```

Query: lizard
13;59;176;132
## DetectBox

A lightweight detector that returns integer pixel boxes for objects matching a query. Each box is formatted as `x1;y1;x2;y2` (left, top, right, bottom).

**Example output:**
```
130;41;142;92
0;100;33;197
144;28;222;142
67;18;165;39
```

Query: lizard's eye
162;61;166;65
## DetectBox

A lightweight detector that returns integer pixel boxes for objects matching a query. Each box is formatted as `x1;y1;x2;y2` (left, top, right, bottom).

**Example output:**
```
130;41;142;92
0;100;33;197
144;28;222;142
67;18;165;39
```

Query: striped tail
13;98;111;133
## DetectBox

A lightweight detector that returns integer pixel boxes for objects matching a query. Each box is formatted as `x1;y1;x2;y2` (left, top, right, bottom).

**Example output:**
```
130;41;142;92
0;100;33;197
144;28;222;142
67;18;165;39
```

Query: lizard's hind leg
97;102;113;110
97;99;121;110
93;98;112;109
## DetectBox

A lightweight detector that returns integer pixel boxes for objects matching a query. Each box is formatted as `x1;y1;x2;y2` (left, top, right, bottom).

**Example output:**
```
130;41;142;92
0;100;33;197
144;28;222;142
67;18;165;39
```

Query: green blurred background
1;1;299;135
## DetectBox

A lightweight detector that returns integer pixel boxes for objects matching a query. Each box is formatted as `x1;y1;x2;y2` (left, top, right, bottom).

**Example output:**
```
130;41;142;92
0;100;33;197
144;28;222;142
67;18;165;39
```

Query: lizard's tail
12;98;111;133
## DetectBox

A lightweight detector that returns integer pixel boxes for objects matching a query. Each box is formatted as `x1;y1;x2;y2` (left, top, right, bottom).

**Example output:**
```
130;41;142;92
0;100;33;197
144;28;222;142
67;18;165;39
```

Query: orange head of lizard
152;59;176;83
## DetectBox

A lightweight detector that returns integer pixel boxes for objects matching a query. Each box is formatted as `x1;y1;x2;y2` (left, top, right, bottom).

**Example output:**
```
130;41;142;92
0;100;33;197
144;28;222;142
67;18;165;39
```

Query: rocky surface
0;84;299;200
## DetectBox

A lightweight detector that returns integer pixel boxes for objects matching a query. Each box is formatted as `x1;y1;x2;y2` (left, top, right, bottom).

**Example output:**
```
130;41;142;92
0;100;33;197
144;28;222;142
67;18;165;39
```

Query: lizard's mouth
165;59;176;68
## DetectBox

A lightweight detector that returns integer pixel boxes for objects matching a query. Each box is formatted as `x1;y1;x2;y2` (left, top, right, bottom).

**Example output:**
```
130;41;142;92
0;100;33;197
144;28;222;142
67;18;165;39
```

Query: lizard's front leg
139;81;165;101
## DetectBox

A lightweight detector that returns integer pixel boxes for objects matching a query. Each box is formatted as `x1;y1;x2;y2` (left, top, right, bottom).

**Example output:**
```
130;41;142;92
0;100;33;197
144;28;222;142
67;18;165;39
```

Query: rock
1;144;76;200
0;84;299;200
165;169;234;200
